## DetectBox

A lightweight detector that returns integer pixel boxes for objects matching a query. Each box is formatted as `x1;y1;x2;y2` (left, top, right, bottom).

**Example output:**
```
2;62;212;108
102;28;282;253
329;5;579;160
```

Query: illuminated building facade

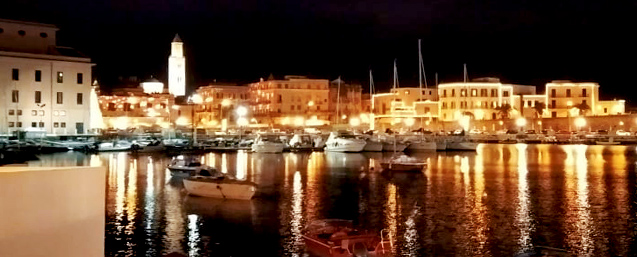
545;81;624;118
248;76;330;127
0;19;93;135
195;83;249;128
372;87;439;130
98;86;175;130
168;34;185;96
329;78;363;123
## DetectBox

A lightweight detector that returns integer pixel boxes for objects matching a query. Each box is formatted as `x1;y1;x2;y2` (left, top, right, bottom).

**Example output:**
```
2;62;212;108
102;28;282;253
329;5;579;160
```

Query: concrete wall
0;166;105;257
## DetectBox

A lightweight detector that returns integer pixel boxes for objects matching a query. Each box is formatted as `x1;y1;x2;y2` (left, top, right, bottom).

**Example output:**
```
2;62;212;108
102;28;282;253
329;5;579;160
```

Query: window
17;110;21;116
566;89;571;97
582;100;587;105
461;89;467;96
471;89;477;96
451;89;455;97
12;90;19;102
35;70;41;82
61;122;66;128
17;122;22;127
57;72;63;83
35;91;41;103
552;112;557;118
77;73;83;84
551;89;556;97
503;91;509;97
277;95;282;103
108;103;116;111
492;113;496;119
18;30;25;36
429;91;432;95
40;32;48;38
32;110;37;116
9;122;14;128
39;110;44;116
291;105;295;110
443;90;447;97
425;107;430;112
31;122;37;127
12;69;19;80
54;122;59;128
57;92;63;104
582;89;587;97
604;108;608;113
551;100;556;108
39;122;44;128
8;110;14;115
297;105;301;110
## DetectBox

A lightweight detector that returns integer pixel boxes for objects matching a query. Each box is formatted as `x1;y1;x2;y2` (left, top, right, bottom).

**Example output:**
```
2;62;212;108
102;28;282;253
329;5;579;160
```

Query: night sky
3;0;636;103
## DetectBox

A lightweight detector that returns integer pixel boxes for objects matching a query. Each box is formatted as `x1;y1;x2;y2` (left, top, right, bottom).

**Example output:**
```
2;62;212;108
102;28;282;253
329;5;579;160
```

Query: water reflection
23;144;637;256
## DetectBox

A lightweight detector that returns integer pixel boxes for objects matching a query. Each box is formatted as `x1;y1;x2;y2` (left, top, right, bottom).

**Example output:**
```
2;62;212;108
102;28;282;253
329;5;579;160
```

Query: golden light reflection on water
515;144;532;252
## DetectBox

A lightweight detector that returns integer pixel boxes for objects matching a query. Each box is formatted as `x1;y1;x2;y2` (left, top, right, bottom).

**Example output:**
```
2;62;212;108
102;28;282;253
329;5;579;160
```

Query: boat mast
418;39;425;132
336;76;341;124
370;70;375;131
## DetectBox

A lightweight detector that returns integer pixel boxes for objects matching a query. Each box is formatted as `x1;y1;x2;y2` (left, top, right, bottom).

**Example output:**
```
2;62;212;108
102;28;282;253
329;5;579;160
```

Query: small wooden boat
302;219;393;257
183;170;257;200
167;157;210;178
380;155;427;172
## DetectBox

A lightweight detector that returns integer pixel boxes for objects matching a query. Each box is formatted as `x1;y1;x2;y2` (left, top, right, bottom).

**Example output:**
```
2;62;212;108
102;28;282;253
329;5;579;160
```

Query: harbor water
27;144;637;256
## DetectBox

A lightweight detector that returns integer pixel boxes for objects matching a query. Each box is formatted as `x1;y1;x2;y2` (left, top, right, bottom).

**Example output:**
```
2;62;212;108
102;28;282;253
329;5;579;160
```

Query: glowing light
307;100;314;107
294;117;304;126
237;117;249;126
221;99;231;107
499;121;504;125
404;117;415;127
458;115;470;131
341;114;347;120
112;117;129;129
175;116;189;126
567;100;573;107
191;94;203;104
515;117;527;127
350;117;361;127
236;106;248;117
575;117;586;128
359;113;369;123
619;121;624;126
281;117;291;125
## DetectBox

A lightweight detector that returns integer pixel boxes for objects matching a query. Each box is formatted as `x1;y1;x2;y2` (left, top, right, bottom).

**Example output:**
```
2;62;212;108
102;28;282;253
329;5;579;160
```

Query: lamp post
236;106;248;141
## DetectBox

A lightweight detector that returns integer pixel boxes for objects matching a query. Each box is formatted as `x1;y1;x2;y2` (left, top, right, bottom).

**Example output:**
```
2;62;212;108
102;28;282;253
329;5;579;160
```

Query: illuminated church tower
168;34;186;96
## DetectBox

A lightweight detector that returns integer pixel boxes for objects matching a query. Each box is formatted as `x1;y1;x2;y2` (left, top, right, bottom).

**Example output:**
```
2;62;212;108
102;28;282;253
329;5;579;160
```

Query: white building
168;34;185;96
0;19;93;135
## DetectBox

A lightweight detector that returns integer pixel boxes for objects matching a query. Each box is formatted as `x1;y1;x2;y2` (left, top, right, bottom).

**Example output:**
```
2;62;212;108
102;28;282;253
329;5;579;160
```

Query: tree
495;103;512;119
575;102;591;116
533;102;546;118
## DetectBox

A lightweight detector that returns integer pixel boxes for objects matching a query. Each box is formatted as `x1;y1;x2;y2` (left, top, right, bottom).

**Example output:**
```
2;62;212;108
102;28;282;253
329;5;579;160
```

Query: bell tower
168;34;185;96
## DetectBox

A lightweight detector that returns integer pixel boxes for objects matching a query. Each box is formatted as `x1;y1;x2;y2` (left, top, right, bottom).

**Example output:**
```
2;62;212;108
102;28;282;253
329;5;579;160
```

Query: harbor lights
458;115;470;131
221;99;232;132
575;117;587;131
236;106;248;140
515;117;527;132
350;117;361;127
404;117;415;128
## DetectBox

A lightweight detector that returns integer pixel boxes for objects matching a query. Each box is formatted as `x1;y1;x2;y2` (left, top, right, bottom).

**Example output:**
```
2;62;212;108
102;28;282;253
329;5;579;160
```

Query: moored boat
251;134;286;153
324;131;367;152
183;170;257;200
302;219;393;257
380;155;427;173
167;156;211;178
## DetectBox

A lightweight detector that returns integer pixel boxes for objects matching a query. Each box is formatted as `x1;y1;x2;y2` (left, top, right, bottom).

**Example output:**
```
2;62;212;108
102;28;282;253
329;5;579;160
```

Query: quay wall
439;114;637;132
0;166;105;257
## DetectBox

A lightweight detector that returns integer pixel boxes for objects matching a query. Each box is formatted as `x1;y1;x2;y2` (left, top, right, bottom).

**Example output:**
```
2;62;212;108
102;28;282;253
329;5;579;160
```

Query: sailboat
381;59;427;173
362;70;384;152
406;39;436;152
381;60;408;152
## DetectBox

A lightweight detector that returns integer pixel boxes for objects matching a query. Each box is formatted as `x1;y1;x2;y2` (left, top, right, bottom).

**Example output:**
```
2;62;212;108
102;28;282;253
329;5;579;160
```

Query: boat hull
382;142;407;152
183;178;257;200
406;141;436;151
446;141;478;151
381;162;426;172
324;142;366;152
251;143;285;153
363;141;383;152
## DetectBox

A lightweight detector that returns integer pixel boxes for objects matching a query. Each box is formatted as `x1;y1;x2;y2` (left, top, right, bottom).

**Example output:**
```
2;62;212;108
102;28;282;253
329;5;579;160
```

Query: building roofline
0;19;59;29
0;50;91;63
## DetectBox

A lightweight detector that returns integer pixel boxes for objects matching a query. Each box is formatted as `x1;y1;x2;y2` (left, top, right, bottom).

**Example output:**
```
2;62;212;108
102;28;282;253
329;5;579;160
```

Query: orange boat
302;219;393;257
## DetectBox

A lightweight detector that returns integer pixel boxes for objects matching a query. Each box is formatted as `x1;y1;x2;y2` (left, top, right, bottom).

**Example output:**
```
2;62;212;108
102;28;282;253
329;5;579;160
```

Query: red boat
302;219;393;257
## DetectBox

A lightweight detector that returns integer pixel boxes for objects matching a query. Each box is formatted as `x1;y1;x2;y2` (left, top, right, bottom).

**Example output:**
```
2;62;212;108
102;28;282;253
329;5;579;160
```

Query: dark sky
3;0;636;102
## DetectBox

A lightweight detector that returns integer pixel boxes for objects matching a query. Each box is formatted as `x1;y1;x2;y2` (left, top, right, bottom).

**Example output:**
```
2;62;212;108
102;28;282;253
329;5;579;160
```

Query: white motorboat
381;155;427;173
324;131;367;152
167;157;211;177
251;134;286;153
183;170;257;200
288;134;316;151
131;139;166;153
97;140;133;152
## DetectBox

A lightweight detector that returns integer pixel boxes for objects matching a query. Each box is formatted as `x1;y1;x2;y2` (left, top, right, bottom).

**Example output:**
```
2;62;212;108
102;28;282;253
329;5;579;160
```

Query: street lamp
515;117;527;133
236;106;248;140
575;117;586;131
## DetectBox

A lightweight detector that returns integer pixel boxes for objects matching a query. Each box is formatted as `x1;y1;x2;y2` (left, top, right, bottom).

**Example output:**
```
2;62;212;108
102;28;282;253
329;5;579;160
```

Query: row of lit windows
400;90;434;95
252;83;328;90
105;102;168;111
441;101;507;109
0;28;48;38
549;88;588;98
11;69;83;84
7;109;68;116
11;90;83;105
441;88;509;98
7;122;77;128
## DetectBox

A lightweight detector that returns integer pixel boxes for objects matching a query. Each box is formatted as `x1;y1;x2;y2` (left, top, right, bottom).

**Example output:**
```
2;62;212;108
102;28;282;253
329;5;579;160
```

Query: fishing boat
302;219;393;257
183;169;257;200
97;140;133;152
288;133;318;151
251;134;286;153
167;156;211;178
